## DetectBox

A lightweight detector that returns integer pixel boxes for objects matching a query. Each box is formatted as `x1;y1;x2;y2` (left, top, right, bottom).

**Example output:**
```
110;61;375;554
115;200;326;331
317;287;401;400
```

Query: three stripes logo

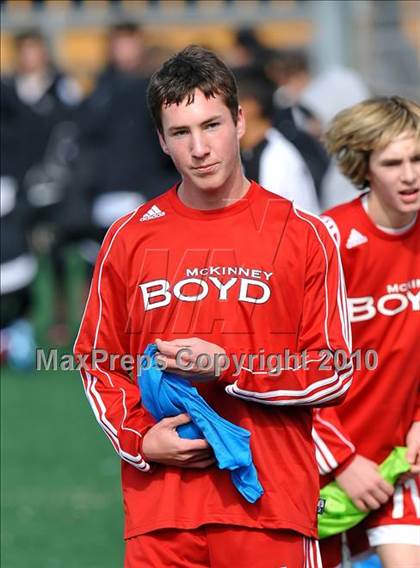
140;205;166;222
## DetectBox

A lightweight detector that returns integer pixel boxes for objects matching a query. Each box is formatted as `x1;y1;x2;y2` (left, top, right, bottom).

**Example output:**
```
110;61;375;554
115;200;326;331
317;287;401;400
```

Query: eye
205;122;220;130
381;161;401;167
172;129;188;137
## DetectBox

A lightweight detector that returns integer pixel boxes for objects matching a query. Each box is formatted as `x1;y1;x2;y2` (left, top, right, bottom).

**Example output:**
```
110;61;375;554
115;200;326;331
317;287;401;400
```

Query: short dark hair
15;29;45;47
110;21;142;36
147;45;239;135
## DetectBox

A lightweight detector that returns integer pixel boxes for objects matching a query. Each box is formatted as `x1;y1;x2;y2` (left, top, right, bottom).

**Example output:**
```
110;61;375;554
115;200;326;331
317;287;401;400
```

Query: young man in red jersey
74;45;352;567
312;96;420;568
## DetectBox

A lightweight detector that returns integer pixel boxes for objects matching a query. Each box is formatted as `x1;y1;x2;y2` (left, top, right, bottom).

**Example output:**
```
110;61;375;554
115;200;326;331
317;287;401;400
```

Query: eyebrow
379;153;420;164
167;115;223;134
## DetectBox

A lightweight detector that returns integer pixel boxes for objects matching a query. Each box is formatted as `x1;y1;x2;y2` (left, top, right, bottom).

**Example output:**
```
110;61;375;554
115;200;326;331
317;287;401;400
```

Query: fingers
179;437;211;451
355;483;393;512
161;413;191;427
159;415;211;449
179;457;216;469
371;485;393;505
378;479;395;497
354;498;369;513
362;494;382;511
156;339;192;358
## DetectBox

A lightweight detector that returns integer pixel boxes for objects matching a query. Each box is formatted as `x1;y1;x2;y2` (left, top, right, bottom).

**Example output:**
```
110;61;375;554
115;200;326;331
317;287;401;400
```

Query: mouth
398;188;419;203
399;188;419;195
192;163;219;175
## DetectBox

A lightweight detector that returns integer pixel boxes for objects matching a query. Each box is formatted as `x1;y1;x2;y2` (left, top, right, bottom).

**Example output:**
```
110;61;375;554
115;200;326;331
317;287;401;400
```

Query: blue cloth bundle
138;343;264;503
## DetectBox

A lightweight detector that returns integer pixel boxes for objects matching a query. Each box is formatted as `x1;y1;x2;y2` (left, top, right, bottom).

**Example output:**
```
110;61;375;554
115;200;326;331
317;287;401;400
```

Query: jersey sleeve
74;217;156;472
220;211;353;407
312;407;356;475
414;383;420;423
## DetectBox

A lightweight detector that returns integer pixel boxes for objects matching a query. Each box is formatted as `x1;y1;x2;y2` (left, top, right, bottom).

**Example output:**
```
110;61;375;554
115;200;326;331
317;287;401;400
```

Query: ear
157;130;170;156
236;106;246;140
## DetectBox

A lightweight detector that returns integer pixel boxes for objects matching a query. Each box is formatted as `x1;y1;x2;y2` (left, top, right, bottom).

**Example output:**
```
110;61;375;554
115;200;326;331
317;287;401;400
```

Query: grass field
1;368;124;568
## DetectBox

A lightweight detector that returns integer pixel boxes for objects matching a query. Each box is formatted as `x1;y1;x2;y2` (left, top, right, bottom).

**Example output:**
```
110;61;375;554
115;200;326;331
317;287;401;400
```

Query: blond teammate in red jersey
74;46;352;567
312;96;420;568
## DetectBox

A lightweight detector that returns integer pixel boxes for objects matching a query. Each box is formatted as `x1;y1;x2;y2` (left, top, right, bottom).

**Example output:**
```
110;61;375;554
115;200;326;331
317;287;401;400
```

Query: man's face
110;32;144;73
368;131;420;215
18;39;48;74
158;89;245;193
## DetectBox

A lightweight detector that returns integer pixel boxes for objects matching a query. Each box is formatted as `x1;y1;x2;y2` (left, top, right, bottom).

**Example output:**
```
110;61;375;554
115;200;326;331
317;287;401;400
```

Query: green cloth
318;447;411;539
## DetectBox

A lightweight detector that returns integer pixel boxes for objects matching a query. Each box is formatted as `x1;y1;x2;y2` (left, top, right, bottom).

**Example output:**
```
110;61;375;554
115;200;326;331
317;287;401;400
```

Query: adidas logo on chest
140;205;166;222
345;228;368;249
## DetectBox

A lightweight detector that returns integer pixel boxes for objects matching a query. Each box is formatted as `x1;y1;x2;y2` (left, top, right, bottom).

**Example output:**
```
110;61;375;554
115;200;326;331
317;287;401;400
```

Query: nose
190;132;210;160
401;161;417;184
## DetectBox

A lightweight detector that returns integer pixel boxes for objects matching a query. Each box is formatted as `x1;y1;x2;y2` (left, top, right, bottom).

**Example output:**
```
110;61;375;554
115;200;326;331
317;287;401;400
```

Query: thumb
164;413;191;428
406;444;418;465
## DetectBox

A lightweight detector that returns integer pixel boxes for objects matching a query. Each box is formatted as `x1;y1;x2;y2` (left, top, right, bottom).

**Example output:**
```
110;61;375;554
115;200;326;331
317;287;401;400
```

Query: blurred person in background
3;29;82;223
0;81;37;368
2;28;84;347
267;48;370;136
267;48;370;210
77;21;177;255
236;66;320;213
226;27;273;69
312;96;420;568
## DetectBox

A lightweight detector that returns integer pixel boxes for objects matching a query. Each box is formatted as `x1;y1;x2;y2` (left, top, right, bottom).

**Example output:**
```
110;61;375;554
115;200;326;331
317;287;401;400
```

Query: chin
195;173;227;191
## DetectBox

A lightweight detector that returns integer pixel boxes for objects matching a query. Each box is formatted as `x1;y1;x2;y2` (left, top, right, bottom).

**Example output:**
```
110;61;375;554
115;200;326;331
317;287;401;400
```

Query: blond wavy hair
324;96;420;188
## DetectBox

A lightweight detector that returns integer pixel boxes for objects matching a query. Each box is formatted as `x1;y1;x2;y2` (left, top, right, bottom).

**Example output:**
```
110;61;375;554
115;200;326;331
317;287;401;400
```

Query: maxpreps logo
139;266;273;311
348;278;420;322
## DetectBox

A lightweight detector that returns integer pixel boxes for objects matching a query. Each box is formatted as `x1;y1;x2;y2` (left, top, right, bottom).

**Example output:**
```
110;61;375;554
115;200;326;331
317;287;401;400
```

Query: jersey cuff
333;452;357;476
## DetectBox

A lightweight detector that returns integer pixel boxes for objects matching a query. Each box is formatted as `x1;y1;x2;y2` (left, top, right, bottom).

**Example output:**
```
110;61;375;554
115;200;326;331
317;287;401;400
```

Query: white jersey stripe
406;478;420;518
309;537;315;568
293;207;333;352
315;539;323;568
226;364;353;405
84;371;150;470
93;208;140;351
314;444;332;474
293;206;352;354
313;411;356;452
226;361;352;398
312;427;339;470
226;374;353;407
73;206;152;472
392;484;404;518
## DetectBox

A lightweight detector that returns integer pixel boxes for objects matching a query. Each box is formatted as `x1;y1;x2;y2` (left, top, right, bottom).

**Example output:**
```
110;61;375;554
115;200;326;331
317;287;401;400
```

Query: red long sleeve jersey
74;181;352;539
313;196;420;479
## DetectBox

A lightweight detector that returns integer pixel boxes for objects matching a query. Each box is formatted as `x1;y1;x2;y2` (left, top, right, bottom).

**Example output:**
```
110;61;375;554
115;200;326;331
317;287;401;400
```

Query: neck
178;164;250;211
240;118;271;151
367;192;416;228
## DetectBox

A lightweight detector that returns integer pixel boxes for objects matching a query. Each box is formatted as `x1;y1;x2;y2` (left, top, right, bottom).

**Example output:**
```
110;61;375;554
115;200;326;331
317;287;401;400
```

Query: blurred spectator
267;49;368;209
267;48;370;134
1;81;37;367
76;21;178;250
236;67;320;213
106;21;146;77
2;29;82;216
261;50;330;197
226;28;273;69
1;29;86;348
